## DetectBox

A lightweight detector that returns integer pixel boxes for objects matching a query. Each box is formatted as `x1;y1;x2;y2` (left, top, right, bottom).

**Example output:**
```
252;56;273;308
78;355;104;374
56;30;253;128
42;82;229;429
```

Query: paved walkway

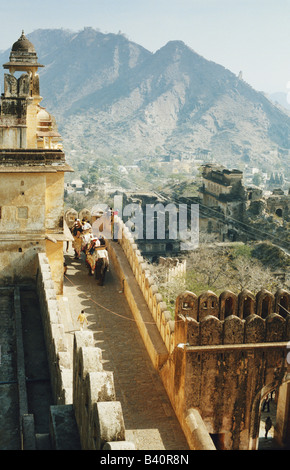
60;243;189;451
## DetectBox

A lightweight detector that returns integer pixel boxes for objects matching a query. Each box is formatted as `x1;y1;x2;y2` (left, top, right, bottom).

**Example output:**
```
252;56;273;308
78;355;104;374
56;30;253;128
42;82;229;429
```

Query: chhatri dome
3;30;43;73
11;30;36;52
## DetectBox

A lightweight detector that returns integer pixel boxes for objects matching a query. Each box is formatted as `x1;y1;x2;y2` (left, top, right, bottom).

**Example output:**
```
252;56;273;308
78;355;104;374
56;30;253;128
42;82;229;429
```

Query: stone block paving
61;246;189;451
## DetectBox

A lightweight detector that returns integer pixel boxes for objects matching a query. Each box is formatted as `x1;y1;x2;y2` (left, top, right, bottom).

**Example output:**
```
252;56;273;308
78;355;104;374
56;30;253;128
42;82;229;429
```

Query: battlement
175;288;290;347
113;215;290;349
66;210;290;353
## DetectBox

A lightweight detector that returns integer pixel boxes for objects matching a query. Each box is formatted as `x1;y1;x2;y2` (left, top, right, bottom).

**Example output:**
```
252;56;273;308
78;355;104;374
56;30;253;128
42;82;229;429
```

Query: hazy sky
0;0;289;94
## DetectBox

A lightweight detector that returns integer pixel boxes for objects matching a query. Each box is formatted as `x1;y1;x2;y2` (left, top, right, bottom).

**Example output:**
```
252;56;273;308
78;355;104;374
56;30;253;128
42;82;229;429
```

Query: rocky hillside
1;28;290;172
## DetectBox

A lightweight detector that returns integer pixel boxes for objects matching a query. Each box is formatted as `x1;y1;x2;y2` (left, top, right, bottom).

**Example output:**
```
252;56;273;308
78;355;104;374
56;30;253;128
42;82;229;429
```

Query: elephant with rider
85;237;109;285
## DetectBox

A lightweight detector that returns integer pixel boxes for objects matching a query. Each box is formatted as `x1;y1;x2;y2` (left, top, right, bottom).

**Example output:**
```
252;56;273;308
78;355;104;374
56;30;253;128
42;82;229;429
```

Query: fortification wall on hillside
65;208;290;350
113;215;176;353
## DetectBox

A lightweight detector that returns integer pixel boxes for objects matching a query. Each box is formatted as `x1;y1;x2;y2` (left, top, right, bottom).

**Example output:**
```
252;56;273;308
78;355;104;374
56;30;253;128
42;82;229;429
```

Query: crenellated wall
174;289;290;347
113;215;176;355
110;216;290;450
113;214;290;348
170;289;290;450
159;257;187;283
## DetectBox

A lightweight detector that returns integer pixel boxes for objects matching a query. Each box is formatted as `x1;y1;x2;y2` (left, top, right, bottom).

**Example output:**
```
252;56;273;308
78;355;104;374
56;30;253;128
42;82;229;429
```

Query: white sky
0;0;289;94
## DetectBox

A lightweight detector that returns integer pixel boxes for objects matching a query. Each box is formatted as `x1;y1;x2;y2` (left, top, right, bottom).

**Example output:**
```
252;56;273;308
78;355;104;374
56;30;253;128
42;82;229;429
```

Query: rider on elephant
85;238;101;275
81;219;93;252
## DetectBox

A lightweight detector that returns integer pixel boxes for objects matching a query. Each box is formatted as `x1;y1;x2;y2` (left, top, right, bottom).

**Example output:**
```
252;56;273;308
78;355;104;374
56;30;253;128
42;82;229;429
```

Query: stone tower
0;31;73;294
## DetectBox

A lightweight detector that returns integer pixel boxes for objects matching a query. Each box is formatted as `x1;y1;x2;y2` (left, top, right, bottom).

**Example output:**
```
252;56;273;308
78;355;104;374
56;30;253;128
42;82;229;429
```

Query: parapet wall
36;252;72;404
159;256;187;283
73;330;135;450
112;217;290;449
114;216;176;354
175;289;290;347
114;216;290;350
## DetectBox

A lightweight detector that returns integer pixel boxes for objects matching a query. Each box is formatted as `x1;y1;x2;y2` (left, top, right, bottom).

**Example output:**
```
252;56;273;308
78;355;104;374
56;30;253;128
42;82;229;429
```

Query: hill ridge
1;28;289;171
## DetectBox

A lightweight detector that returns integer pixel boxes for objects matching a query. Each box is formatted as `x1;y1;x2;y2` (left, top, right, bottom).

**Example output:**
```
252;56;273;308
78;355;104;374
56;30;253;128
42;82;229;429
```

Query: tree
147;262;186;317
230;255;279;292
185;246;230;294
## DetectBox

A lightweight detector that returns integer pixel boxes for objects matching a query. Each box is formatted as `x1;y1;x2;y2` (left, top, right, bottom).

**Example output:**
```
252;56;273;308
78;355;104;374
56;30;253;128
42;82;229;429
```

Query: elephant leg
99;260;108;286
95;259;106;285
86;259;93;275
95;260;101;283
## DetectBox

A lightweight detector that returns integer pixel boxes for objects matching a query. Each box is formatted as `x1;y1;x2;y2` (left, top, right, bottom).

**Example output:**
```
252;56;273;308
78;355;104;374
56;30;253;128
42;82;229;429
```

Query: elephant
85;239;109;285
94;250;109;286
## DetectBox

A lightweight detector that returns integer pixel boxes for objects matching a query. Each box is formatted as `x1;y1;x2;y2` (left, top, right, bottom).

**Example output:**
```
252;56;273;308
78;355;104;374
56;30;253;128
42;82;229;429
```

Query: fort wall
111;215;290;449
62;210;290;449
73;330;135;450
36;252;72;404
113;214;290;348
113;216;176;354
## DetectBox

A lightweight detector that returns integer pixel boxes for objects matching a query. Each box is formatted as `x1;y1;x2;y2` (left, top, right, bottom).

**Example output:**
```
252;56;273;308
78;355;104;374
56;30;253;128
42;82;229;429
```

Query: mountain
1;28;290;172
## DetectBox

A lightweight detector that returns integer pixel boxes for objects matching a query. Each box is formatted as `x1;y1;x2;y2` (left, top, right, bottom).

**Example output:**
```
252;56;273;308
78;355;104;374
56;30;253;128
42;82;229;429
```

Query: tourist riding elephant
85;238;109;285
81;221;93;253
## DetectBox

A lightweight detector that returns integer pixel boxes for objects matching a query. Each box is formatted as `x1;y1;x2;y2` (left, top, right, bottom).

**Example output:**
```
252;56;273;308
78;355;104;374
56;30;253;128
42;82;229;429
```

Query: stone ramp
62;245;189;451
